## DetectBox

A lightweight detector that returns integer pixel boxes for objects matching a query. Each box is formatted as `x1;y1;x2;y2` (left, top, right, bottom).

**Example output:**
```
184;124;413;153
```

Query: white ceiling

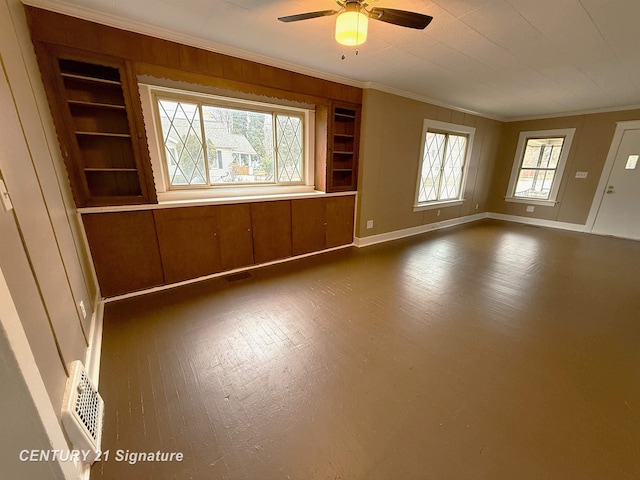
26;0;640;120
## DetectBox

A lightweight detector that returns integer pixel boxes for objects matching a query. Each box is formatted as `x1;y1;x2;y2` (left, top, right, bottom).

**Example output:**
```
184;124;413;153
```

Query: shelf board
332;169;353;172
61;72;121;85
84;168;138;173
68;100;126;110
334;113;356;119
75;131;131;138
334;134;354;138
333;151;354;155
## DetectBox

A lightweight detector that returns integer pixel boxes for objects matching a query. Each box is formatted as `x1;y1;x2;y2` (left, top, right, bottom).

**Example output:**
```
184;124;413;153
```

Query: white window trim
505;128;575;207
138;84;316;203
413;119;475;212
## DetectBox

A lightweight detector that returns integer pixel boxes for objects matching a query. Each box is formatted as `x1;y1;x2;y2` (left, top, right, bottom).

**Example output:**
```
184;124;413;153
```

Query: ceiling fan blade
368;7;433;29
278;10;338;23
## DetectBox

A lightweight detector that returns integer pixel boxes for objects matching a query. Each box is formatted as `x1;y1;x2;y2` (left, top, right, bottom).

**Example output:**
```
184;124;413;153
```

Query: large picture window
149;89;309;193
414;120;475;210
506;128;575;206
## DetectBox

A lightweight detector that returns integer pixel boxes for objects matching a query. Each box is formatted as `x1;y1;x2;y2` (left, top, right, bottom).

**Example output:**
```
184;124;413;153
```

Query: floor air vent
61;361;104;462
224;271;252;282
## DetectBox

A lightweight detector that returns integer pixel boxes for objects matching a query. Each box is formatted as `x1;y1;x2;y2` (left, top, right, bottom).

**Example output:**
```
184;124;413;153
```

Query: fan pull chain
341;48;360;60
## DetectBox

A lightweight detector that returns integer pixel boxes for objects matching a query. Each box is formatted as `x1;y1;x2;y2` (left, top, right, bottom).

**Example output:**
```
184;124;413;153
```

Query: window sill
157;184;317;203
504;197;557;207
413;199;464;212
77;189;357;214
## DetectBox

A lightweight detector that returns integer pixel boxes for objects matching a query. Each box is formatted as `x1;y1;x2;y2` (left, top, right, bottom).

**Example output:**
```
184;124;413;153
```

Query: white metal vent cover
61;360;104;460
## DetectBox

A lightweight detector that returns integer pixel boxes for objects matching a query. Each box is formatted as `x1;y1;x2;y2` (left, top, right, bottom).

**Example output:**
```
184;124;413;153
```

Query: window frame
140;84;316;202
413;119;475;212
505;128;575;207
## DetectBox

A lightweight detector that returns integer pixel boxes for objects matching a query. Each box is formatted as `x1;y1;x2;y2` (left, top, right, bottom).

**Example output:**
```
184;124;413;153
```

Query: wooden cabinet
34;45;156;207
326;196;356;248
154;207;221;284
251;201;292;264
291;196;355;255
154;204;253;284
82;211;164;297
327;102;360;192
84;195;354;297
291;198;327;255
216;204;254;271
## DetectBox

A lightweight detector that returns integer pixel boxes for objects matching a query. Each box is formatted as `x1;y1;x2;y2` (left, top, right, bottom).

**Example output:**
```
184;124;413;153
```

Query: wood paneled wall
24;6;362;106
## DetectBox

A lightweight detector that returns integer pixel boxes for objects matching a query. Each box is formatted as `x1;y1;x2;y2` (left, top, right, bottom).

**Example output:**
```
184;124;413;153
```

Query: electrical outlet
366;219;374;229
575;171;588;179
79;301;86;320
475;204;479;210
526;205;535;213
437;210;441;217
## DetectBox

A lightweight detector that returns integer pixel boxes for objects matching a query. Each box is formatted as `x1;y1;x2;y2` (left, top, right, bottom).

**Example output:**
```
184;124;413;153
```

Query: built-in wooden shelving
33;45;156;207
327;103;360;192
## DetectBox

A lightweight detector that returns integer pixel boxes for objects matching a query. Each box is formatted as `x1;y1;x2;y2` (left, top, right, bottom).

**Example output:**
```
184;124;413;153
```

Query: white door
592;128;640;239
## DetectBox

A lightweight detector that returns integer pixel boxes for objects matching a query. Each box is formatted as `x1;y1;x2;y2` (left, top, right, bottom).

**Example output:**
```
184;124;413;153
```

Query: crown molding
362;82;507;122
21;0;505;122
505;103;640;123
20;0;365;89
21;0;640;124
16;0;511;122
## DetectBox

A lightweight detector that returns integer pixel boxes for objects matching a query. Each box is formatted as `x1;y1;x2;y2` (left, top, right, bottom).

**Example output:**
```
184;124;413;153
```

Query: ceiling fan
278;0;433;47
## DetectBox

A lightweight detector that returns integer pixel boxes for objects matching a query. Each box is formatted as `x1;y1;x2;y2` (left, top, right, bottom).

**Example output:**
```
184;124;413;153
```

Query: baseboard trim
100;212;592;303
355;213;488;247
103;243;354;303
84;292;104;387
487;213;587;232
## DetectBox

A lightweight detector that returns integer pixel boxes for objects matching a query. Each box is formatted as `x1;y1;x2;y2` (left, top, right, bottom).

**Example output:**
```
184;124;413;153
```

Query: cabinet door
326;195;355;248
215;204;254;271
154;207;221;284
82;211;164;297
291;198;327;255
251;201;292;264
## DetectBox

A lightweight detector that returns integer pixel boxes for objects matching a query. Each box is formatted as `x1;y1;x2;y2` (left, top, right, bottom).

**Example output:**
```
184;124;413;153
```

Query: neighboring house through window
143;86;312;198
414;119;475;211
505;128;575;206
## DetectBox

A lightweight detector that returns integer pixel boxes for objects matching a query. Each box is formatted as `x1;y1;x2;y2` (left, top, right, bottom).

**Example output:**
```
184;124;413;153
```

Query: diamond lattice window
158;100;207;186
276;115;303;183
417;131;468;204
156;93;306;189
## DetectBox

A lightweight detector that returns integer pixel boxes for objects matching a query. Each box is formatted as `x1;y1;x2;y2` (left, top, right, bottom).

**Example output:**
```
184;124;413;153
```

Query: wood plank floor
92;220;640;480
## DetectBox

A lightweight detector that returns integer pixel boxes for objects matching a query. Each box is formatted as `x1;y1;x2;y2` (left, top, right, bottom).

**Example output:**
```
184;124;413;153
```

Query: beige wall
356;89;502;238
358;88;640;235
0;267;77;480
488;109;640;224
0;0;98;414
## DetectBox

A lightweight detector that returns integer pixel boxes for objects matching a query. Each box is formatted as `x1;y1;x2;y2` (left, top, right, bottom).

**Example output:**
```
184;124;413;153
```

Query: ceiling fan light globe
335;11;368;46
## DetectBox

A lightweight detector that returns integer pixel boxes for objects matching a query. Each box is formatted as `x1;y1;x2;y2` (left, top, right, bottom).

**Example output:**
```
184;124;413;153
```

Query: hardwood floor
92;220;640;479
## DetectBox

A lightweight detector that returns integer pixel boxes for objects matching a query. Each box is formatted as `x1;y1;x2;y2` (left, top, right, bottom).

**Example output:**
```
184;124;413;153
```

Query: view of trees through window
157;97;304;187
